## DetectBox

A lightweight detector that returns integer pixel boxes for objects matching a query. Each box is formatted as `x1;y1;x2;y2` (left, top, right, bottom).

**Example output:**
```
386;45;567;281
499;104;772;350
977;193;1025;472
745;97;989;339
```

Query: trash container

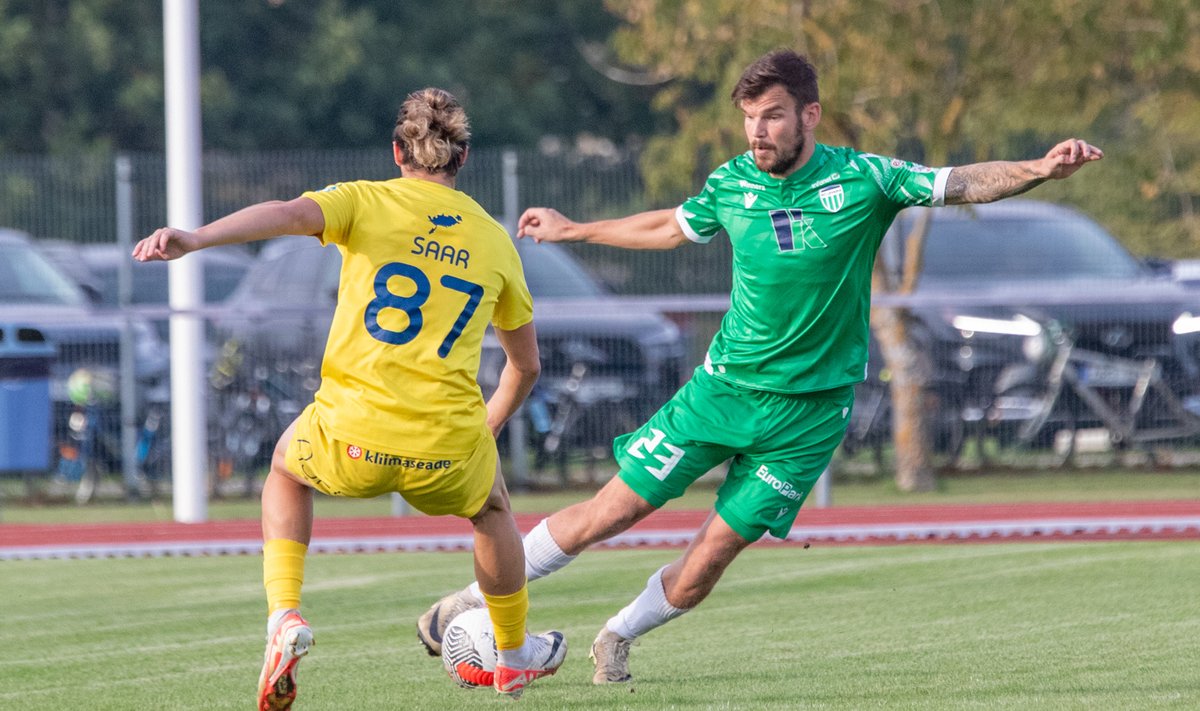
0;324;55;473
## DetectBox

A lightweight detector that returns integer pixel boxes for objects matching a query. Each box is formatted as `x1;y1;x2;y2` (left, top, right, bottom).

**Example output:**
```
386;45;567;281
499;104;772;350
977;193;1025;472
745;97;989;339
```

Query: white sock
465;519;576;605
523;518;577;581
606;565;687;640
495;633;531;668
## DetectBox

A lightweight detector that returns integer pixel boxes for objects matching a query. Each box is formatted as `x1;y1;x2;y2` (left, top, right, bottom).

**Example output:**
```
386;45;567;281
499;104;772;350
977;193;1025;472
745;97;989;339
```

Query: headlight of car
951;314;1043;338
1021;319;1067;364
1172;312;1200;335
1022;331;1049;363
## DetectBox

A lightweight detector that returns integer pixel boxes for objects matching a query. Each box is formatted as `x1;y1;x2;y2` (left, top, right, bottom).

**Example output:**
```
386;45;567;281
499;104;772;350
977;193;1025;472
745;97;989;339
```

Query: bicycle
53;367;169;503
988;318;1200;463
208;339;311;498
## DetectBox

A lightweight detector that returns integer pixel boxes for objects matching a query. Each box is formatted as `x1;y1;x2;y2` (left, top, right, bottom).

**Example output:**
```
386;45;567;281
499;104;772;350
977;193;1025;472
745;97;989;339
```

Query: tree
605;0;1200;490
0;0;663;153
0;0;164;153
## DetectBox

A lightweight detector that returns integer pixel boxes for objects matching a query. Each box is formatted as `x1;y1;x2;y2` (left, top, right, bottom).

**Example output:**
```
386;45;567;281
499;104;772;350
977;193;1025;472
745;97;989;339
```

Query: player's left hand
132;227;198;261
1042;139;1103;180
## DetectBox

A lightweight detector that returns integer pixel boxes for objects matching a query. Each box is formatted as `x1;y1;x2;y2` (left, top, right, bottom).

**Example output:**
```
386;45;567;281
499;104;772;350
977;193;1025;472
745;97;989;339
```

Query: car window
916;215;1144;283
230;239;607;305
85;258;248;306
247;247;330;303
203;261;249;303
0;243;86;305
516;243;606;298
243;255;292;300
318;247;342;297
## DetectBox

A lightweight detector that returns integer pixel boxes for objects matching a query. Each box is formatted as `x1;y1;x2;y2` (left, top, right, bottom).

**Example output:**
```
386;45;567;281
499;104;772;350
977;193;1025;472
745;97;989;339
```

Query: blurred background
1;0;1199;506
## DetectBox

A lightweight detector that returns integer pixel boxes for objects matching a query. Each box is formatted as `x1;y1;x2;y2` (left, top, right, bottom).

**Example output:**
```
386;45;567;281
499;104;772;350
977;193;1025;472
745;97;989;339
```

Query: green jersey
676;143;950;393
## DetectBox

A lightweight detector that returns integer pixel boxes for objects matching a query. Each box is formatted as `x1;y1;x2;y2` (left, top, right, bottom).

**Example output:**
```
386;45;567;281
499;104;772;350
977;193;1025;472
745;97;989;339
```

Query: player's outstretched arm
944;138;1103;205
132;197;325;262
518;206;689;251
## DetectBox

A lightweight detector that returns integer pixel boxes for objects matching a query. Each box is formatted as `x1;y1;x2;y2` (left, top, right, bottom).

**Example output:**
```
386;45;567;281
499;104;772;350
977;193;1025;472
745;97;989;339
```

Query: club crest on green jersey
818;184;845;212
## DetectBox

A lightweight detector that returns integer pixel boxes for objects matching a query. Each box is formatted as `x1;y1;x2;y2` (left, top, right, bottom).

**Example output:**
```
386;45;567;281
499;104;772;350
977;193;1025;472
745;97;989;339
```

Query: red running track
2;500;1198;560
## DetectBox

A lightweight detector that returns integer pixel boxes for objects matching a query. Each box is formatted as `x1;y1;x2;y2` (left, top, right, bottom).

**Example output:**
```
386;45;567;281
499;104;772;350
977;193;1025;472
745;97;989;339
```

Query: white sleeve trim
931;167;952;207
674;205;713;244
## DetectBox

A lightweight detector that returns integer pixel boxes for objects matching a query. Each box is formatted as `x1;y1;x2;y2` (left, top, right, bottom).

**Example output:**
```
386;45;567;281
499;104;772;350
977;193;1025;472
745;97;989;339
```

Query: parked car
34;240;258;493
37;241;252;338
856;199;1200;458
1171;259;1200;290
210;235;688;478
0;229;170;484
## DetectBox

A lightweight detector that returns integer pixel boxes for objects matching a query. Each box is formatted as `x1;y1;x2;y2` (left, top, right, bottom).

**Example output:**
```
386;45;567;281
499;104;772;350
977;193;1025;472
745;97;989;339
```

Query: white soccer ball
441;607;497;689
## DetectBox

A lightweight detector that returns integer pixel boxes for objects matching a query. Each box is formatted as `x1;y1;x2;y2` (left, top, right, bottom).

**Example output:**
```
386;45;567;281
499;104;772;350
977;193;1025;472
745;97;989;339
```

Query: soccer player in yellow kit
133;88;566;708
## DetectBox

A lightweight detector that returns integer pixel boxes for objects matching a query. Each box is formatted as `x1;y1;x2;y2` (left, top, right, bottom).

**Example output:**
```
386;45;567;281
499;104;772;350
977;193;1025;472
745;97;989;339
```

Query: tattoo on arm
944;161;1046;205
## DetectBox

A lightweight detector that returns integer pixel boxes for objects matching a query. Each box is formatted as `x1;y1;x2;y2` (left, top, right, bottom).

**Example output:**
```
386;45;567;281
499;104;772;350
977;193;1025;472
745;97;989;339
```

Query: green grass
1;543;1194;709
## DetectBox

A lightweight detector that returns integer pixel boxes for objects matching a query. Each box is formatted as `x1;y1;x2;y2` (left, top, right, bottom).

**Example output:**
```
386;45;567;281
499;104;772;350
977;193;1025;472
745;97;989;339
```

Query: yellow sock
263;538;307;613
483;586;528;651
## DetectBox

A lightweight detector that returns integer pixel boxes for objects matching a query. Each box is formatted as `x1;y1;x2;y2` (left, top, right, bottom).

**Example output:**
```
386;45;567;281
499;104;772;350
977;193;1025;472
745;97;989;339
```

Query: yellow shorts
284;403;496;518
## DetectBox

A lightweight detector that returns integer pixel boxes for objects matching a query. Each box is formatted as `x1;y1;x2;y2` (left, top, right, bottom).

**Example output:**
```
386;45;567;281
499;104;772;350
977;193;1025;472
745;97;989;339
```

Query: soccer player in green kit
417;49;1103;684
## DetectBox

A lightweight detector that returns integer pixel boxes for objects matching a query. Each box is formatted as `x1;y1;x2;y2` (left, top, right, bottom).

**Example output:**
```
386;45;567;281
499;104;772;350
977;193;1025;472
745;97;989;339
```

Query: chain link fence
2;147;1199;503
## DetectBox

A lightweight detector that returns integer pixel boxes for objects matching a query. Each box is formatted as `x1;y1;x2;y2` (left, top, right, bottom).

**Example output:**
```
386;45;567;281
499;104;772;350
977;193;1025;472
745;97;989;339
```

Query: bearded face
741;85;808;177
753;132;805;175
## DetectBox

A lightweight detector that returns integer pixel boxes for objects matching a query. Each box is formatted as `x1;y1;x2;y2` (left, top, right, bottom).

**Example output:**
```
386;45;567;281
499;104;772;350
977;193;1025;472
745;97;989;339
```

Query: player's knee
469;489;511;525
269;447;291;482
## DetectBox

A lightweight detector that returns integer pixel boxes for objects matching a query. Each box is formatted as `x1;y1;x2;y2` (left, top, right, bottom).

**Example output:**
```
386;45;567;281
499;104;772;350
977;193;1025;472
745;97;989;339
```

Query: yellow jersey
301;177;533;455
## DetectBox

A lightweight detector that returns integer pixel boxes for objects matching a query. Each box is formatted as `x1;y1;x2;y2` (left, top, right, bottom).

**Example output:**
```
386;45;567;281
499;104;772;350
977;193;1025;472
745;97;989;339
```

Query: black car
211;235;688;479
855;199;1200;457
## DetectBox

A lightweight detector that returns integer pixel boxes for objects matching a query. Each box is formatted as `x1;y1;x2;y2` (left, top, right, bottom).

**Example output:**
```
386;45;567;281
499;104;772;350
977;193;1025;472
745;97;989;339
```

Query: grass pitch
1;542;1194;710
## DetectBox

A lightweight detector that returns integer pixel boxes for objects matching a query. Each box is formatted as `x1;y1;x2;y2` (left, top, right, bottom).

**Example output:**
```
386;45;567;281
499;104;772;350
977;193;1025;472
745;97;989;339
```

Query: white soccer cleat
493;630;568;699
417;588;484;657
589;627;634;684
257;609;314;711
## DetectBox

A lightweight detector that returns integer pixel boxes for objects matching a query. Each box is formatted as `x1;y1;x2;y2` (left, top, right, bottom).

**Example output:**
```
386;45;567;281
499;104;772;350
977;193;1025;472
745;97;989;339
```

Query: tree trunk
871;305;937;492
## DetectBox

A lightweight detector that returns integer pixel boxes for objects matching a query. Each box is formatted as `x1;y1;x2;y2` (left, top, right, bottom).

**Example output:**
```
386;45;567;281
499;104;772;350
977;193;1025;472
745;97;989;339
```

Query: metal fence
2;147;1199;503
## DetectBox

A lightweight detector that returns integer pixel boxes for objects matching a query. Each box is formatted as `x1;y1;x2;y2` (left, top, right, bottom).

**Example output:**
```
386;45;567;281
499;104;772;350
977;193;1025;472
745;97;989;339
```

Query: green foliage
1;543;1194;709
606;0;1200;256
0;0;660;153
0;0;164;153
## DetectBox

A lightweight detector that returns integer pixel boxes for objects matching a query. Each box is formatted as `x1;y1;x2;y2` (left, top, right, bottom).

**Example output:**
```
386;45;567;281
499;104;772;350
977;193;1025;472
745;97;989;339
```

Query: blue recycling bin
0;324;55;473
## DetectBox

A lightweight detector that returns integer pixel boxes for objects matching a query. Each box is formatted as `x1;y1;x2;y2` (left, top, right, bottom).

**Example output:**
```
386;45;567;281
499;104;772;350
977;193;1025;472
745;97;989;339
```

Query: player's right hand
132;227;197;262
517;207;573;243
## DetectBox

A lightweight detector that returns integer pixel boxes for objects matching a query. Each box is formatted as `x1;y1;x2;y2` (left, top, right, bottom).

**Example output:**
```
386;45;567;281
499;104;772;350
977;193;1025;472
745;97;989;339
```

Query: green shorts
614;368;853;542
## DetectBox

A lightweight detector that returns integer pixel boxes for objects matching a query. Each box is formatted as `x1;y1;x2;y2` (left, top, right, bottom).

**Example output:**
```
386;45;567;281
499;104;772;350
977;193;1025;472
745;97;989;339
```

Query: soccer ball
441;607;497;688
